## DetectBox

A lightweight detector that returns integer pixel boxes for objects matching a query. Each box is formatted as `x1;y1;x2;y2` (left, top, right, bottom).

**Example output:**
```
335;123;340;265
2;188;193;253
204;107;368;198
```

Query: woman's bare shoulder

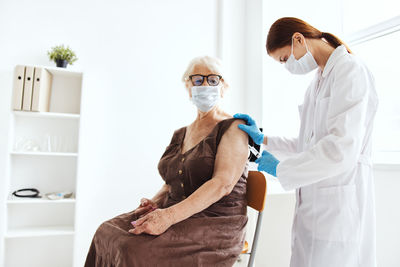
222;118;248;145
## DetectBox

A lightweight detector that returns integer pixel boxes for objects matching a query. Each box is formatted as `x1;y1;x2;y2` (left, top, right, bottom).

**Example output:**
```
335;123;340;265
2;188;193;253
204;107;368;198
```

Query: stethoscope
12;188;40;198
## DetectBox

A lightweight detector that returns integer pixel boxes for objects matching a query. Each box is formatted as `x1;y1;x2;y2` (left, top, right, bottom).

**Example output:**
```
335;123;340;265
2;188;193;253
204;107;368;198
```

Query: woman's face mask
285;37;318;75
191;86;221;112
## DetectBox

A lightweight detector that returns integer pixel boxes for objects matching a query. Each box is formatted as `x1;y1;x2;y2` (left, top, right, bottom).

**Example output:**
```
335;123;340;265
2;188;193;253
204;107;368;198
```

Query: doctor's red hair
266;17;352;54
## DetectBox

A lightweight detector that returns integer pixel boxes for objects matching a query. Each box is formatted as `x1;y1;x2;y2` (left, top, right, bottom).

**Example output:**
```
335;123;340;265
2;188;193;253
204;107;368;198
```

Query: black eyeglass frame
188;74;223;86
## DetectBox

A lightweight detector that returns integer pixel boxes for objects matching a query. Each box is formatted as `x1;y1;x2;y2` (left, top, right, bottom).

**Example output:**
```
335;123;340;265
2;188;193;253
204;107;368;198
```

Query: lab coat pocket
314;185;360;243
314;97;331;140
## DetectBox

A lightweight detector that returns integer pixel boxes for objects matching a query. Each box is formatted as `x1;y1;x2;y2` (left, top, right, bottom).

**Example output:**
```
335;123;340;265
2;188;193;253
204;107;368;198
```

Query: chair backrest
246;171;267;211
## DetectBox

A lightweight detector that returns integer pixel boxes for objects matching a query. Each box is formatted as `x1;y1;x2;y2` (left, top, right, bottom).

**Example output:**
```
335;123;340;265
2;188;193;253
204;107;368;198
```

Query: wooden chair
241;171;267;267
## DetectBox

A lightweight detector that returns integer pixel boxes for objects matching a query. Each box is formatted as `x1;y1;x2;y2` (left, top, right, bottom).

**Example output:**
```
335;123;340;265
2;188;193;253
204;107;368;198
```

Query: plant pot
55;59;68;68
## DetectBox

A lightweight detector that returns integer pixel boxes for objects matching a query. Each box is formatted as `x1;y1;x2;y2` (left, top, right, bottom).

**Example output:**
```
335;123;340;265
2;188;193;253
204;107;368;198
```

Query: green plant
47;45;78;65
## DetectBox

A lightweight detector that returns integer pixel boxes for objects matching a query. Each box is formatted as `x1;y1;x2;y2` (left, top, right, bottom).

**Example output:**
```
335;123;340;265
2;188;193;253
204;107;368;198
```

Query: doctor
235;17;378;267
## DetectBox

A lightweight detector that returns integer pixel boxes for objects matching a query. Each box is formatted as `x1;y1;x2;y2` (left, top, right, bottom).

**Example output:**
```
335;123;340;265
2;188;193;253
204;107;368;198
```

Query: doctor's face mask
285;37;318;75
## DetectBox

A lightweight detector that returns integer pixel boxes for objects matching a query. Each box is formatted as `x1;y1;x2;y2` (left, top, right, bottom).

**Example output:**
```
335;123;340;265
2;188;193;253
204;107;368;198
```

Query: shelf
3;64;82;267
7;198;76;204
10;151;78;157
43;65;83;78
5;226;74;238
17;64;83;77
12;110;80;119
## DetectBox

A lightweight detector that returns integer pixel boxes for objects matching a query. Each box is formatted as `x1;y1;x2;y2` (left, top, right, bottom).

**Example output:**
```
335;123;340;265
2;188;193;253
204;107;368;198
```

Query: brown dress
84;118;248;267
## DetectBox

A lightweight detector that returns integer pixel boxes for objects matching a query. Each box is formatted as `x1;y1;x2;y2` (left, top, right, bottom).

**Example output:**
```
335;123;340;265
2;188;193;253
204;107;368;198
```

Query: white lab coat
265;45;378;267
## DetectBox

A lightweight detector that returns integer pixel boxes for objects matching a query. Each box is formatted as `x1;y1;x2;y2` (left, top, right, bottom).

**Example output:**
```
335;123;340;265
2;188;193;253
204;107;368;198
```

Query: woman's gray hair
182;56;229;87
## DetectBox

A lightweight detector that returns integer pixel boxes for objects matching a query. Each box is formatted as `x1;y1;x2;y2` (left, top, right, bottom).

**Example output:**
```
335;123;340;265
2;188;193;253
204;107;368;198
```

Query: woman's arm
134;183;170;217
167;119;249;224
130;120;249;235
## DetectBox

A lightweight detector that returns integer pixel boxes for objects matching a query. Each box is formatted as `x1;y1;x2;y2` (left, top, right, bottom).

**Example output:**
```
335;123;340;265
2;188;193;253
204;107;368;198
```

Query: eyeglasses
188;74;222;86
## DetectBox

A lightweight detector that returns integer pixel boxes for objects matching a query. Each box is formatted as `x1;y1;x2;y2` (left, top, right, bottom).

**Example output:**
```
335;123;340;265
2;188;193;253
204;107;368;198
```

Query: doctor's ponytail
266;17;352;54
320;32;352;53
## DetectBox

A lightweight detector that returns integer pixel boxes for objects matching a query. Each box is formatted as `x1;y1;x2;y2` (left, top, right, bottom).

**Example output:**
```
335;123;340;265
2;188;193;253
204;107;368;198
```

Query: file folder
12;65;26;110
32;67;53;112
22;66;35;111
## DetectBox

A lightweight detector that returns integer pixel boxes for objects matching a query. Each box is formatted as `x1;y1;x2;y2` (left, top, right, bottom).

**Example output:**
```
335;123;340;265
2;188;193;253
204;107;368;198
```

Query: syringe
248;145;262;159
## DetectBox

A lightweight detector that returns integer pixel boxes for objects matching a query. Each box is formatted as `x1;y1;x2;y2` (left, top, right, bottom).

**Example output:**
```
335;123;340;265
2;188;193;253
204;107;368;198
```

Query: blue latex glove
233;113;264;145
255;150;280;177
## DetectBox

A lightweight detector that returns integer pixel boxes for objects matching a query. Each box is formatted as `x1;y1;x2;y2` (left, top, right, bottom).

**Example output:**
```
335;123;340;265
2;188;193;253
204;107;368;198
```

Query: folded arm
130;120;249;235
167;119;249;224
133;183;170;218
151;183;170;206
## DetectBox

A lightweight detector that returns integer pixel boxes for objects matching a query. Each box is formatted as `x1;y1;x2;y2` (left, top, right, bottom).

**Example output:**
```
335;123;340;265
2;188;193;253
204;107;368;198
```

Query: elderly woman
85;56;249;267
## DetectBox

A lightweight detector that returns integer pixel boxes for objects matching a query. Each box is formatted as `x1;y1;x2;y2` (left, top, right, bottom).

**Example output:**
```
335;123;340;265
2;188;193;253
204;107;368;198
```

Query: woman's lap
85;209;247;267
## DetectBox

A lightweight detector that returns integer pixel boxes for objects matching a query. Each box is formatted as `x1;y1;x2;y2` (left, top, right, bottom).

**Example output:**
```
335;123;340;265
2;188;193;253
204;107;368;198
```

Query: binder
31;67;53;112
12;65;26;110
22;66;35;111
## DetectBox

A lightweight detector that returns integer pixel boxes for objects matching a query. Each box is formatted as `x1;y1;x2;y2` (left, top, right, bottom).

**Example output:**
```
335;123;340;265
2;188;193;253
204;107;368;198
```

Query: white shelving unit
2;65;83;267
10;151;78;157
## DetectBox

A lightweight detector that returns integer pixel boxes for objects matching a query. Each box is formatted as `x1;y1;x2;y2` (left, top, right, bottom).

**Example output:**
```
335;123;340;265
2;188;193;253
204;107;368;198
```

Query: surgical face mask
285;38;318;75
191;86;221;112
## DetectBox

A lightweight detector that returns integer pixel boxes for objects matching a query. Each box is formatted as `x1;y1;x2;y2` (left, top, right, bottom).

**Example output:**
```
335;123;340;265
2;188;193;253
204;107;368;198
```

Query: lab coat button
180;182;184;188
181;157;185;162
178;170;182;175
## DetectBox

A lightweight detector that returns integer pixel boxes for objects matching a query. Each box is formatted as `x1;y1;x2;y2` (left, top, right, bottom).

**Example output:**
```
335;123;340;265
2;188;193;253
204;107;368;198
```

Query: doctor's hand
255;150;280;177
233;113;264;145
129;208;173;236
134;198;158;218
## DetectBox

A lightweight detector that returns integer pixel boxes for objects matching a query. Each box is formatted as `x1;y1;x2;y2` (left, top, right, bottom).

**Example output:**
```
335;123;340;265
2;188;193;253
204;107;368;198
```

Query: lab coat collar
321;45;348;78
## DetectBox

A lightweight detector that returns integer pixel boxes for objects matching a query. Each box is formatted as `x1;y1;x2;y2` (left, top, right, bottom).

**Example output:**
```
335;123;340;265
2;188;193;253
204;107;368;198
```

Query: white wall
0;0;248;265
217;0;247;115
261;0;343;137
374;167;400;267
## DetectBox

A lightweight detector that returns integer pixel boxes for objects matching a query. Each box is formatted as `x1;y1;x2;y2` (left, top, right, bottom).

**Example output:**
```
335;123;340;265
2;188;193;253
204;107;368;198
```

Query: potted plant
47;45;78;68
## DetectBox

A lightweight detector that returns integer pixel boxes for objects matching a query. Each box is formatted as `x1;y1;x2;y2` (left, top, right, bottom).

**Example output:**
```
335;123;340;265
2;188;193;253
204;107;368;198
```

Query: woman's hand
134;198;158;218
129;208;174;236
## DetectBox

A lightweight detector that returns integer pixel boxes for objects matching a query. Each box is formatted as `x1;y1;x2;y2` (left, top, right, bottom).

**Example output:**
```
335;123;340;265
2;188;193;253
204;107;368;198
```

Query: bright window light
343;0;400;34
352;31;400;152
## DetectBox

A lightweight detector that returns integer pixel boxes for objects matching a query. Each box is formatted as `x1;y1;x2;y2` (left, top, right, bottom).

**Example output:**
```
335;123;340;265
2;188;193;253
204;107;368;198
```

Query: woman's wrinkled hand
129;208;174;236
134;198;158;218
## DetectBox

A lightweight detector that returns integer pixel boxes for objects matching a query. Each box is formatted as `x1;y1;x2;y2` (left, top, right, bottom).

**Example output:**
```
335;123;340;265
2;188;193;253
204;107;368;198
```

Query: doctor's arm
278;63;372;191
263;135;299;154
130;120;249;235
